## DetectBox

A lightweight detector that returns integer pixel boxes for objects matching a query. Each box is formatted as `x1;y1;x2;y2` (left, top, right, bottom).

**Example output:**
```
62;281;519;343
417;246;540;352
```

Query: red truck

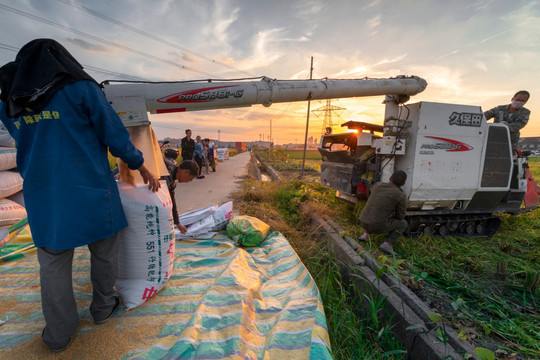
235;142;246;152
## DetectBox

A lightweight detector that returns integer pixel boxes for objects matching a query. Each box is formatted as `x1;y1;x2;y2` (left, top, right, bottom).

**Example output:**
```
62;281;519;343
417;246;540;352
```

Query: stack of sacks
0;125;26;246
216;148;229;161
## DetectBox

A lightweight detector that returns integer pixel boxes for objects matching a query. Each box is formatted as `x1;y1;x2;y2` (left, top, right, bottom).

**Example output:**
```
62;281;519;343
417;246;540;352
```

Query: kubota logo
157;85;244;103
421;136;473;152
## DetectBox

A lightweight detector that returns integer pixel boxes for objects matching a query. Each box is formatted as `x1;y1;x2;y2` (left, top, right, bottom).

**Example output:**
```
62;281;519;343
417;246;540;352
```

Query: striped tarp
0;231;332;359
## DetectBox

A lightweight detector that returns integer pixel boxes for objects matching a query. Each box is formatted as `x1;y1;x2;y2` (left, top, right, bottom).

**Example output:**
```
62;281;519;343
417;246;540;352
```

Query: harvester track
406;213;501;238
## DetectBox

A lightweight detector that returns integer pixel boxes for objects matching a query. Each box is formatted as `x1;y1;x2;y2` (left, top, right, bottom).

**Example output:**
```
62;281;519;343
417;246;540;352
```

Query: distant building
519;137;540;150
251;141;273;149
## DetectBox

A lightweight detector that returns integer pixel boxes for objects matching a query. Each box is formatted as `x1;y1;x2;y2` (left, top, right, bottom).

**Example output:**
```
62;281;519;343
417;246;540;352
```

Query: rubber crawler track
406;213;501;238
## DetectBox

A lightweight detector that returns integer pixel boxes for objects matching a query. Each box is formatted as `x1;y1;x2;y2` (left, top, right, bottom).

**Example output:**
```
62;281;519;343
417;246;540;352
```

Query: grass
397;228;539;356
233;179;406;359
246;149;540;359
257;148;322;172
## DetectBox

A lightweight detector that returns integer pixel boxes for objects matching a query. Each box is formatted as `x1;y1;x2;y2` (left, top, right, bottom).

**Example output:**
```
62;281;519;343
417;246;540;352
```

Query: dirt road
174;151;251;213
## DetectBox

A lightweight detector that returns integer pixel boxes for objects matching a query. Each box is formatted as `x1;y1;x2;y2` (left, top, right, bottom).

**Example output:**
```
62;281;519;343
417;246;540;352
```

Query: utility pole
269;118;272;146
301;56;314;178
218;129;221;141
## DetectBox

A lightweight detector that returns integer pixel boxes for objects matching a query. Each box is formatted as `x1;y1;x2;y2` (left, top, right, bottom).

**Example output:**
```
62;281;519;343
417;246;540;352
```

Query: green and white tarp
0;231;332;359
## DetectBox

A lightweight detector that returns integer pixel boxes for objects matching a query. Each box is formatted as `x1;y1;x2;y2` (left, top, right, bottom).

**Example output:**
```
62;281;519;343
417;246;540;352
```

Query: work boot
42;329;74;353
358;233;370;242
386;230;401;245
379;242;395;256
94;296;120;325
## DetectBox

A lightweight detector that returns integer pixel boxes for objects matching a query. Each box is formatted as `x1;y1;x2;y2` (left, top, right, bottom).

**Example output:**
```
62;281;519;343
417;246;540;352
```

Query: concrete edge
249;152;262;181
324;217;479;358
301;203;478;360
254;153;282;182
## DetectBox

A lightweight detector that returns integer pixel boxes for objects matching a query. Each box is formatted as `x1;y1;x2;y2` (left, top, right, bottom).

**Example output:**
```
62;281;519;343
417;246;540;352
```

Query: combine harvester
103;74;539;238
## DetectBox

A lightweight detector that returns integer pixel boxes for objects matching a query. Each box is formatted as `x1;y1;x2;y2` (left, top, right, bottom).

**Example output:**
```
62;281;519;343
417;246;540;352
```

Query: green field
284;149;322;160
248;149;540;359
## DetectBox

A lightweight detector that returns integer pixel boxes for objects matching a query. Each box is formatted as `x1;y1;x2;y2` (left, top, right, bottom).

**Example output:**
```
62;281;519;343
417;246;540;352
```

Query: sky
0;0;539;144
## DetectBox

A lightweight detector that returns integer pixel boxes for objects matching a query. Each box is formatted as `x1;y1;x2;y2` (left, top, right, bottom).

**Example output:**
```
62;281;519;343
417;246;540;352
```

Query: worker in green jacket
358;170;408;256
484;90;530;154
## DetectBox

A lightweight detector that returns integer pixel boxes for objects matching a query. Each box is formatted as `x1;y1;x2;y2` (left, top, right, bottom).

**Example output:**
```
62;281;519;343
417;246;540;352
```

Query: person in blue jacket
0;39;160;352
193;135;205;178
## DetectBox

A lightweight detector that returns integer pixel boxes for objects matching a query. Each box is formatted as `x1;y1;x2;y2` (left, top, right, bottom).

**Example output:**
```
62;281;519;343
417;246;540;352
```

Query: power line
0;42;147;81
82;65;148;81
0;44;18;52
0;3;216;78
56;0;255;77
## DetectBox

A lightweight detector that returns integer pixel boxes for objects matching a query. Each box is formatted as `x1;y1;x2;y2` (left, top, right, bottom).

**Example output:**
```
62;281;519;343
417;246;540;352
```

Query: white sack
176;201;233;239
0;148;16;171
0;123;15;148
212;201;233;231
178;204;218;226
116;181;175;310
0;171;23;198
0;198;27;226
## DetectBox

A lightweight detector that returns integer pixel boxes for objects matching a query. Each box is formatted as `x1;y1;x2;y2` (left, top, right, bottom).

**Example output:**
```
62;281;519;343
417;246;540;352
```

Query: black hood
0;38;96;117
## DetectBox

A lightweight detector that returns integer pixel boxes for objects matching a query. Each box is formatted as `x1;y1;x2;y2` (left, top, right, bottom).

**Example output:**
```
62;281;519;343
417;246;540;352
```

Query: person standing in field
180;129;195;161
206;138;216;172
193;135;205;179
0;39;160;352
202;138;211;175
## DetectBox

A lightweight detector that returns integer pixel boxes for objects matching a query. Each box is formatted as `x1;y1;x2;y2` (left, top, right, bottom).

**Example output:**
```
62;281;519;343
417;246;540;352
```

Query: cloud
334;66;370;77
241;28;287;69
473;61;488;72
375;54;408;67
363;0;381;10
367;14;381;35
293;0;327;20
434;49;461;61
213;7;240;44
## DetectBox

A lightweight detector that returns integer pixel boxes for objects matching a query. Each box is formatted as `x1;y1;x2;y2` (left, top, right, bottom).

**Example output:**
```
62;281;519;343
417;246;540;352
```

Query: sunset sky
0;0;538;144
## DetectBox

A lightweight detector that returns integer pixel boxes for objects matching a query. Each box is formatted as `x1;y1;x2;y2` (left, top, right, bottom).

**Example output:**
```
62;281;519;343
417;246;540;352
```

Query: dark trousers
195;156;203;176
209;157;216;171
362;218;408;246
38;235;119;349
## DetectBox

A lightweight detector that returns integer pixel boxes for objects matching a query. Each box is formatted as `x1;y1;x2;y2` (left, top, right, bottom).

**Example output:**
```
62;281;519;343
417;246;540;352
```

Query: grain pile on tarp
0;230;332;359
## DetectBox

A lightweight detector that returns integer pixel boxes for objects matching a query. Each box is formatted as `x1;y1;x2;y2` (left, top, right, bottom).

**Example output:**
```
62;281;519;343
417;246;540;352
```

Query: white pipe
102;76;427;114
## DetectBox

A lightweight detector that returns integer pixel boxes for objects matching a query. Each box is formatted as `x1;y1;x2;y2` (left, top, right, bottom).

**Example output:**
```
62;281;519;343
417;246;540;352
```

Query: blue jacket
0;80;143;250
194;141;204;158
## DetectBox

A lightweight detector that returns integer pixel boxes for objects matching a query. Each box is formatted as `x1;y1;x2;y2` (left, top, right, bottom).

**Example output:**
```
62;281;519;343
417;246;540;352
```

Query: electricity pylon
312;100;346;134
